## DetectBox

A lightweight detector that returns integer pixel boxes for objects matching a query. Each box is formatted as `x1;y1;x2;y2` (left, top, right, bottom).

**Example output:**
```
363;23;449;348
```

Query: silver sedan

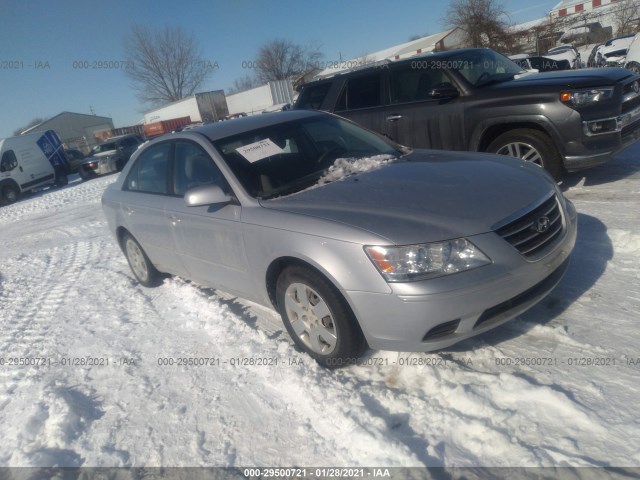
102;110;577;367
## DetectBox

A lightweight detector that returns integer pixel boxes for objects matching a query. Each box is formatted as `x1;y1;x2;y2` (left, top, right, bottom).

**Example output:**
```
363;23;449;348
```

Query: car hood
497;67;634;89
259;151;557;245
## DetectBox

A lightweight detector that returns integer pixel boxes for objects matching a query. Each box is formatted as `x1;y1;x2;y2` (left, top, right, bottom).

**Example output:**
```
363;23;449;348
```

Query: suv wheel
487;129;563;181
276;266;366;367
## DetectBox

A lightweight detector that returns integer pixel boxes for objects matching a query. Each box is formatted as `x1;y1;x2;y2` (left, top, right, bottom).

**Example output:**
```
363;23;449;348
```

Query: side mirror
430;86;459;99
184;184;232;207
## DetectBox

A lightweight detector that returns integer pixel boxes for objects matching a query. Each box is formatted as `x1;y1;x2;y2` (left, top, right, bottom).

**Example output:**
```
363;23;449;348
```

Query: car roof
187;110;325;141
301;48;497;85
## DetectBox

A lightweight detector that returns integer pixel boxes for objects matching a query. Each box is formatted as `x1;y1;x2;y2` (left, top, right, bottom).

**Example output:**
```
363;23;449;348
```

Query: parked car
79;134;144;180
600;34;637;67
64;148;86;173
509;54;571;72
559;22;606;46
102;110;577;366
545;45;581;69
294;48;640;180
625;32;640;73
0;130;69;205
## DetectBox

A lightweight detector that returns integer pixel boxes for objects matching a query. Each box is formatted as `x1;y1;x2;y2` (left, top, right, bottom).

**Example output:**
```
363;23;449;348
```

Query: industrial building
21;112;114;152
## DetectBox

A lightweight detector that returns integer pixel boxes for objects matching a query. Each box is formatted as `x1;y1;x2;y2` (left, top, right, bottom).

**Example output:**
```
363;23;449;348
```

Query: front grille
495;195;563;259
622;94;640;114
622;80;640;113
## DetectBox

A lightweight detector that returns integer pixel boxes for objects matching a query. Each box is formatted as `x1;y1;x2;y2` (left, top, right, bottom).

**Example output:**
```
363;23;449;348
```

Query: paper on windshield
235;139;284;163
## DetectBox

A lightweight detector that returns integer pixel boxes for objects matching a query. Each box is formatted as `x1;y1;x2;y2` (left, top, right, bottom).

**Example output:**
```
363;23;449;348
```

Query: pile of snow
1;148;640;469
318;154;397;185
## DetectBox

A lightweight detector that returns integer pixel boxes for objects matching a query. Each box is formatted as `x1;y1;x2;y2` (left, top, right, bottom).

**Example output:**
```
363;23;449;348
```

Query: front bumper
344;198;577;352
82;156;119;176
564;103;640;172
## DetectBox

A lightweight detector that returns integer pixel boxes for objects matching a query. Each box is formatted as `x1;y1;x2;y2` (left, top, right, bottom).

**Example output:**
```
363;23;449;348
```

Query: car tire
122;232;162;287
78;167;94;181
276;266;366;367
1;184;19;205
487;129;564;181
54;169;68;187
628;62;640;74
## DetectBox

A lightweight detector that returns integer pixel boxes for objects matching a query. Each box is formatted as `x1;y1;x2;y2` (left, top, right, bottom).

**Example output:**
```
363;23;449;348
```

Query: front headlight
560;87;614;107
364;239;491;282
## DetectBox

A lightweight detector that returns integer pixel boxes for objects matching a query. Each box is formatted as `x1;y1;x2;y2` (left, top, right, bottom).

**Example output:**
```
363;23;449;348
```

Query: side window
297;83;331;110
173;141;229;196
336;73;381;111
124;143;171;194
390;67;451;103
0;150;18;172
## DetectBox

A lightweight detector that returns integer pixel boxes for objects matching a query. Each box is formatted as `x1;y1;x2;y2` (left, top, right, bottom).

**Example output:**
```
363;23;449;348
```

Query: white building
313;29;465;79
551;0;619;17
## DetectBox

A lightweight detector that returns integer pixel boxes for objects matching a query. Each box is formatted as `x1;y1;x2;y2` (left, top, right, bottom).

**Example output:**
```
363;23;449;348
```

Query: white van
0;130;70;205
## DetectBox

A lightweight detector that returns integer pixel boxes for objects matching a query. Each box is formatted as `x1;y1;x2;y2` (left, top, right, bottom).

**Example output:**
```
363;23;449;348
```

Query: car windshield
212;115;404;199
92;141;117;153
445;49;523;87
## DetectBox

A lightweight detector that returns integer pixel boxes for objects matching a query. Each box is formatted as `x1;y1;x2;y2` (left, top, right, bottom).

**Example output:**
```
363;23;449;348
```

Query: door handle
386;115;403;122
169;214;181;224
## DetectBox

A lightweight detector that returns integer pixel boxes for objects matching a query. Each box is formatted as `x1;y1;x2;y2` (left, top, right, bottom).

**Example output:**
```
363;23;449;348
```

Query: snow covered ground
0;145;639;472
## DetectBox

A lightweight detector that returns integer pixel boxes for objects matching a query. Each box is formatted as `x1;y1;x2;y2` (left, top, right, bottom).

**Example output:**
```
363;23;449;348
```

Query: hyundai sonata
102;110;577;366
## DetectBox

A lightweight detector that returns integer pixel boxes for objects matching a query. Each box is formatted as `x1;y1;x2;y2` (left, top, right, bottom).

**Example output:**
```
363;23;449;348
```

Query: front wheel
1;184;19;205
276;266;366;367
487;129;564;181
122;232;162;287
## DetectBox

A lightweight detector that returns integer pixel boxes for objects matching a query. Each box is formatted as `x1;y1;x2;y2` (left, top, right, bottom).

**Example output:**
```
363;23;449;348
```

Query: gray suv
295;48;640;179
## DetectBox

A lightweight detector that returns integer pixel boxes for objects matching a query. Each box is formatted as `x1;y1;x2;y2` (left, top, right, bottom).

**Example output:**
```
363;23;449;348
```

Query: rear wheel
1;184;19;205
54;169;68;187
276;266;366;367
487;129;564;181
122;232;162;287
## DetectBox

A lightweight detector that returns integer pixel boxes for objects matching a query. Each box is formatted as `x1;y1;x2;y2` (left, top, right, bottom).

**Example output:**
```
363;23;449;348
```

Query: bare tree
255;39;323;83
443;0;510;49
14;117;47;136
612;0;640;36
227;75;261;95
124;25;213;107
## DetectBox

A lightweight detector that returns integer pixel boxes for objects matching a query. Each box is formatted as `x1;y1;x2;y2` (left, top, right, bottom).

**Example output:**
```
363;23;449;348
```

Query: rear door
332;70;389;137
382;64;466;150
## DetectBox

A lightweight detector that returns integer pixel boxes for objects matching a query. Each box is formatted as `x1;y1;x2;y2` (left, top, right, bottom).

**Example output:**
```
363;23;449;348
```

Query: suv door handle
386;115;403;122
169;214;181;224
